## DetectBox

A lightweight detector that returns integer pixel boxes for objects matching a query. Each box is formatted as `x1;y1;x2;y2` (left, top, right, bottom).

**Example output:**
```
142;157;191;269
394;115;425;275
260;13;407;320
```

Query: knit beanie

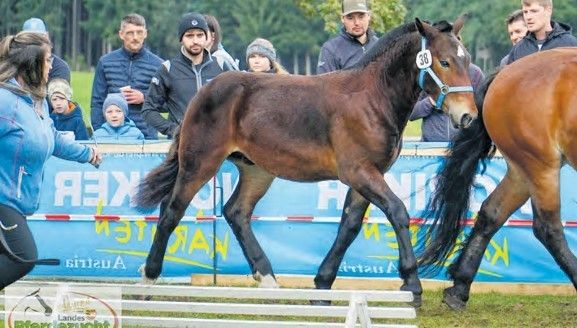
178;12;209;41
246;38;276;63
103;93;128;117
47;78;72;100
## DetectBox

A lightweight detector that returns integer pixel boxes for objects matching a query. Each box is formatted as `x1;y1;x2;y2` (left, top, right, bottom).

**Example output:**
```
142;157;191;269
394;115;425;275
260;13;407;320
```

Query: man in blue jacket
90;13;162;139
506;0;577;64
316;0;378;74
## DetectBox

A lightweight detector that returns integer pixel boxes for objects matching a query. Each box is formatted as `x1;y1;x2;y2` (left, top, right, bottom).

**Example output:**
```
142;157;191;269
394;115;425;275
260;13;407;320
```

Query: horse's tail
417;71;499;274
134;128;181;210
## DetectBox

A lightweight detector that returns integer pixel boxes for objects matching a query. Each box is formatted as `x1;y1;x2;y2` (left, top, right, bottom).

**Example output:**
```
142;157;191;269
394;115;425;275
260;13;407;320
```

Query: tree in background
2;0;575;73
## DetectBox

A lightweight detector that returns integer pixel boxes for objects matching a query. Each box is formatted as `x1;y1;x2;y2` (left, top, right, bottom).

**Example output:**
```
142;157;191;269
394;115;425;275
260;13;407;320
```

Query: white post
345;293;372;328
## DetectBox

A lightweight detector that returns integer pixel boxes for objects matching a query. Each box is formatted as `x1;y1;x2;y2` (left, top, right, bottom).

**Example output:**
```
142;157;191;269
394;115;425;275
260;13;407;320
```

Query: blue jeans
0;204;36;290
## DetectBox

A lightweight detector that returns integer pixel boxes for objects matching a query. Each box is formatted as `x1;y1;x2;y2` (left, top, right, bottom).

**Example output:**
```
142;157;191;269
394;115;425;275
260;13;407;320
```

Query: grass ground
1;289;575;327
69;71;423;138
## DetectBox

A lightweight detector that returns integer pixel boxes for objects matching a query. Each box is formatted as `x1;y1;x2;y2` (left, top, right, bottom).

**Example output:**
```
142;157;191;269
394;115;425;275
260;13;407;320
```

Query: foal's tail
134;128;181;210
417;71;498;274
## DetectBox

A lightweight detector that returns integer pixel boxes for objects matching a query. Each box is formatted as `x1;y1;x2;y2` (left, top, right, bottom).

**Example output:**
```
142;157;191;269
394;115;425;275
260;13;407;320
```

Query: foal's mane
350;19;454;70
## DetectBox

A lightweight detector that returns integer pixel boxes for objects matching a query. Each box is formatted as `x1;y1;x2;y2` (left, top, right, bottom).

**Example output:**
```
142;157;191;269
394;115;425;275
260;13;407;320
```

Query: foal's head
416;15;478;128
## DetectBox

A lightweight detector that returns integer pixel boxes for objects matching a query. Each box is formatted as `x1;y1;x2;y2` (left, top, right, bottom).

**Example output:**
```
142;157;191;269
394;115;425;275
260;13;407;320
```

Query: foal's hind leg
315;188;368;289
313;188;369;305
342;168;423;306
223;162;276;287
529;166;577;290
443;164;529;310
143;154;227;281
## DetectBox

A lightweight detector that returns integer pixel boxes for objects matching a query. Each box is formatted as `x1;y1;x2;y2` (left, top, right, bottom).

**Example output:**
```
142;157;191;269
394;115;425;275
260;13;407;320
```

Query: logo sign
5;285;121;328
416;49;432;69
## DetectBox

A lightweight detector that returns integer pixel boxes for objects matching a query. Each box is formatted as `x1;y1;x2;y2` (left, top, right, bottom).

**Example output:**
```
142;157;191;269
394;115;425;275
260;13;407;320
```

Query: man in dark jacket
90;13;162;139
506;0;577;64
141;12;228;138
316;0;378;74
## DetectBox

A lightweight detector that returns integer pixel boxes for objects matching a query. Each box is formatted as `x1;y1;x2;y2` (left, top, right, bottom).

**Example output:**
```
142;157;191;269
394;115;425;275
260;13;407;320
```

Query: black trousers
0;204;37;290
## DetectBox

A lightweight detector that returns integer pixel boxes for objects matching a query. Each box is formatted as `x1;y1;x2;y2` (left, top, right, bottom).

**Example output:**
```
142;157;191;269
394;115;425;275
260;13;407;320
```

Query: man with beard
506;0;577;64
91;13;162;139
141;12;228;138
316;0;378;74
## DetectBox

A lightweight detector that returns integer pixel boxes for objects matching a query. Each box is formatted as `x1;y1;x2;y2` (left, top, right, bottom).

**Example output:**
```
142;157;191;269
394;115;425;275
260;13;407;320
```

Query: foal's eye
439;60;450;68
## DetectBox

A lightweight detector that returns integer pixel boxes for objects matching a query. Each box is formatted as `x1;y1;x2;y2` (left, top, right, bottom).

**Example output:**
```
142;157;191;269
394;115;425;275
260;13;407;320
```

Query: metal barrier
1;281;417;328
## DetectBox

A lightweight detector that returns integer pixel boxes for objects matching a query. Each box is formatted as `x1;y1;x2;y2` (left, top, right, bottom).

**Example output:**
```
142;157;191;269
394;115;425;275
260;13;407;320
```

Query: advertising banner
28;145;577;283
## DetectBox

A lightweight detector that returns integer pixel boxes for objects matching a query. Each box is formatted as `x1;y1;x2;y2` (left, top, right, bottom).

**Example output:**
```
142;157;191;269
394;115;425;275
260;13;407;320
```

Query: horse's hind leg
443;163;529;310
313;188;368;304
529;166;577;289
143;153;227;281
223;162;276;287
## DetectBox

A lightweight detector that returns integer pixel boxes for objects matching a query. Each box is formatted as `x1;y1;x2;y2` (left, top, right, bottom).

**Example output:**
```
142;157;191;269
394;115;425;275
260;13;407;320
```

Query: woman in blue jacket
0;32;101;289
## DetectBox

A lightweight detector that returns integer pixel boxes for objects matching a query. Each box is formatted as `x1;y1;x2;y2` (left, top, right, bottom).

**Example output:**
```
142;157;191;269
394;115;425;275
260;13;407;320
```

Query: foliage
404;0;577;71
296;0;407;34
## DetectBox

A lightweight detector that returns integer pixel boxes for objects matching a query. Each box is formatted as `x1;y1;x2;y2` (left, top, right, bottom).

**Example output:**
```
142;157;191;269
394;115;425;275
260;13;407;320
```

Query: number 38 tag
416;49;432;69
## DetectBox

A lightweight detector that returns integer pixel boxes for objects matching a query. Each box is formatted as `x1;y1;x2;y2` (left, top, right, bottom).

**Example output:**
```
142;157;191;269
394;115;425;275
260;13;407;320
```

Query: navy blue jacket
49;55;70;83
507;21;577;64
91;46;163;139
317;27;378;74
49;102;89;140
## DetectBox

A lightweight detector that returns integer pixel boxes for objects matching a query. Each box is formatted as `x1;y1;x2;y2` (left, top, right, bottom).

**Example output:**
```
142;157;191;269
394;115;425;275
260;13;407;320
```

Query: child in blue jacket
48;78;89;140
92;93;145;141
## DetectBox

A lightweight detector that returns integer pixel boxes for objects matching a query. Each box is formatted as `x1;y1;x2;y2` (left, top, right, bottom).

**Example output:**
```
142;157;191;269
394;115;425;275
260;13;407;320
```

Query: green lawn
69;71;422;138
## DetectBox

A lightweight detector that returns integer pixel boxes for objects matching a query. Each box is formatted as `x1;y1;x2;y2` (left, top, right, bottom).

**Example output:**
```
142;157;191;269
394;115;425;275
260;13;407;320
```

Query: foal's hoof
254;272;279;288
138;264;157;301
409;293;422;308
442;288;466;311
310;300;331;306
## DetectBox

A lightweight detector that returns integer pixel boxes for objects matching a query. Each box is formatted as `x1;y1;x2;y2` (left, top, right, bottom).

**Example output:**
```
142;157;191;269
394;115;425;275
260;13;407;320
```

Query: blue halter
417;37;474;110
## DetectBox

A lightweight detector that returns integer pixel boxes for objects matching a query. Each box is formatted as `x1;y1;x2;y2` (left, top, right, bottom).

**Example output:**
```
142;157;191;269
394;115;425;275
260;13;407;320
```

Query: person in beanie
141;12;229;138
245;38;288;74
48;78;89;140
316;0;378;74
92;93;144;141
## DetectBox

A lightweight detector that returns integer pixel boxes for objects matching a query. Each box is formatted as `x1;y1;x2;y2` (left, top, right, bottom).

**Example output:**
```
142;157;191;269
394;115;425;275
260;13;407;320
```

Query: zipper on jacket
17;166;28;199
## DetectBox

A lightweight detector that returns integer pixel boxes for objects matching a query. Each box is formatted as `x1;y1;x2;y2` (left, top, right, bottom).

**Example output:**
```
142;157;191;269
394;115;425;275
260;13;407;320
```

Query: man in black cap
141;12;229;138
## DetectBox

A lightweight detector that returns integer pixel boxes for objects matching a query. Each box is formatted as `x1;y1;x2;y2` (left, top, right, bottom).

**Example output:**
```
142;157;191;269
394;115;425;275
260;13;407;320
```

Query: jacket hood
49;103;83;121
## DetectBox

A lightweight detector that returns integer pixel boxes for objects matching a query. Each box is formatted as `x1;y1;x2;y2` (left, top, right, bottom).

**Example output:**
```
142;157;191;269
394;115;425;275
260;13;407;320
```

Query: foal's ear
453;13;470;36
415;17;435;38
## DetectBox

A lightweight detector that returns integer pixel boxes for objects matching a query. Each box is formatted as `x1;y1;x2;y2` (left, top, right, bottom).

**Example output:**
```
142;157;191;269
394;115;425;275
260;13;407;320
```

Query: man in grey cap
22;17;71;83
141;12;229;138
316;0;378;74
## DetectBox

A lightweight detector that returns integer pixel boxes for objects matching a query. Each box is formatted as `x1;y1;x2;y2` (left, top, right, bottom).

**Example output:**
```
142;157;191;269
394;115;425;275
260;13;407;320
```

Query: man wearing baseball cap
22;17;71;83
316;0;378;74
141;12;229;138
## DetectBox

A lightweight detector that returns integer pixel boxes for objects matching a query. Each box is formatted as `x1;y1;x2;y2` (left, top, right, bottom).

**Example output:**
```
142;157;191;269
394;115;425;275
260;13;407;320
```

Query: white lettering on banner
384;173;412;208
83;171;108;206
317;181;348;209
65;255;126;270
54;172;82;206
414;173;429;211
54;171;237;209
110;171;140;206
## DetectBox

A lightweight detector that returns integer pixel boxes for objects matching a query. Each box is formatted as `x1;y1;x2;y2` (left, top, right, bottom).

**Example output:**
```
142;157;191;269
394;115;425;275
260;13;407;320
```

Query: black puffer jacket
507;21;577;64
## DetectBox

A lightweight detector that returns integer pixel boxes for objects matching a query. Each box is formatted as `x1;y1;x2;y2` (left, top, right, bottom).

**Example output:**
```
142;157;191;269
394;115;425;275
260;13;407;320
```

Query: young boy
92;93;144;140
48;79;89;140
